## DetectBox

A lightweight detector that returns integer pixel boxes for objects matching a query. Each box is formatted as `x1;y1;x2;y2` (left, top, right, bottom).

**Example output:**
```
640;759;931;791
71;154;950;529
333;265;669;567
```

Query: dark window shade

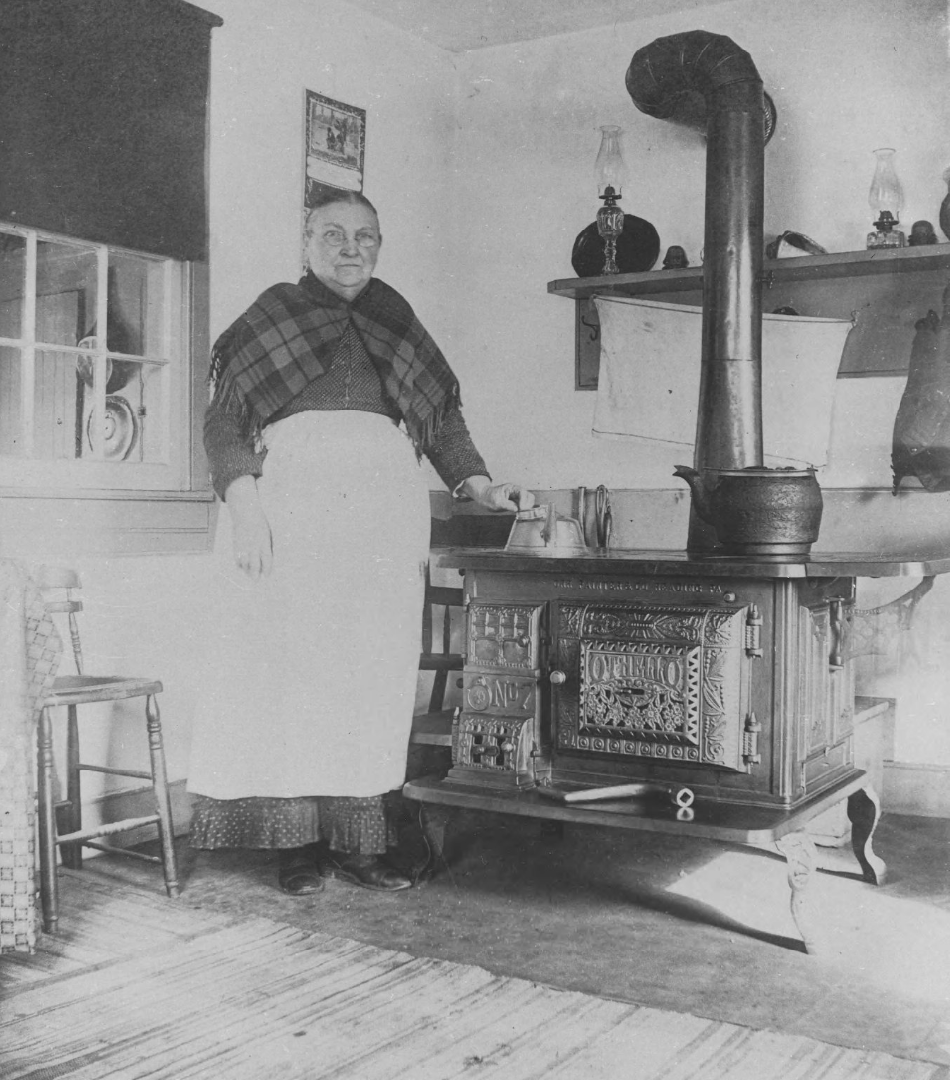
0;0;222;260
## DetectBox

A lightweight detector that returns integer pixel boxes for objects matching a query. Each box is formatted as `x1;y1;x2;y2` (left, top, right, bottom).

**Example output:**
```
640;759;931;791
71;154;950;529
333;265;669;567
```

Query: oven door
553;600;755;773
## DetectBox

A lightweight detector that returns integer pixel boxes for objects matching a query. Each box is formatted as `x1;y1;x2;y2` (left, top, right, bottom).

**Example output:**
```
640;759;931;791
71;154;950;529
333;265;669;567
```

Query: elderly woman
187;191;533;894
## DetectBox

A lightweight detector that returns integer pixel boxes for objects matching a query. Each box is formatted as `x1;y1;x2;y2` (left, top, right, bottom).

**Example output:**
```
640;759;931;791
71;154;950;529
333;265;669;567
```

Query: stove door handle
829;598;844;670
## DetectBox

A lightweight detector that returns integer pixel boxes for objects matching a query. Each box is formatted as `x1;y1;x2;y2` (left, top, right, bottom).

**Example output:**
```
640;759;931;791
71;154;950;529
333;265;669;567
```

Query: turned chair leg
59;704;83;871
146;695;180;898
36;706;60;934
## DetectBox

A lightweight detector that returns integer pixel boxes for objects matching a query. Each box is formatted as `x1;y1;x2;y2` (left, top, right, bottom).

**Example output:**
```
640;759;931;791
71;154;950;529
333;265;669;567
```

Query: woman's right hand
224;475;273;580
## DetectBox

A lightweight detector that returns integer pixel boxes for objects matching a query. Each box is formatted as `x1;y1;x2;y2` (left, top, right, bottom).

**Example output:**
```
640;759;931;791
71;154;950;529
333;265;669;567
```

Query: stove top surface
435;545;950;579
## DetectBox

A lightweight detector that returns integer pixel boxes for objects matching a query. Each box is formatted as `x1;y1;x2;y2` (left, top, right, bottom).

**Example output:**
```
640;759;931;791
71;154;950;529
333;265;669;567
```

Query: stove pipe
626;31;767;546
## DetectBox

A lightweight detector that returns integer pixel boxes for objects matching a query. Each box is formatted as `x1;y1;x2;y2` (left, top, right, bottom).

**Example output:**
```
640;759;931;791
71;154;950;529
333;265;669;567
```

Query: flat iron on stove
505;503;588;556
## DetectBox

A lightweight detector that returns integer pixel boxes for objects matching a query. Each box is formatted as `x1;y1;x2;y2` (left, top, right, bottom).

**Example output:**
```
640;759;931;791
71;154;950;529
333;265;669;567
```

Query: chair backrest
36;565;84;675
419;565;464;714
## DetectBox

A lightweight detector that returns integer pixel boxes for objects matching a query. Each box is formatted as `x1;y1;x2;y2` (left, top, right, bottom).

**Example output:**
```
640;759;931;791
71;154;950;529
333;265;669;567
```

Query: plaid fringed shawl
209;272;460;456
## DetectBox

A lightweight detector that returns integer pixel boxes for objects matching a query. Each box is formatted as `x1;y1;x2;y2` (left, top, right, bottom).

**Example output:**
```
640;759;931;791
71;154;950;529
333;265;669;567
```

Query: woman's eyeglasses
319;229;379;249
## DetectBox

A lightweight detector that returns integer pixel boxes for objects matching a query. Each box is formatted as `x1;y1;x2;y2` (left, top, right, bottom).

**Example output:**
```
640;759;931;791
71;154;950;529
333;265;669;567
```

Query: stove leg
777;830;820;954
419;804;453;877
847;785;887;885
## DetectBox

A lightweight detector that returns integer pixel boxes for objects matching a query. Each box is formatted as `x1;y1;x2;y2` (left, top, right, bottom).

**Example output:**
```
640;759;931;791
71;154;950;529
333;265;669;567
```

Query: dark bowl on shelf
571;215;661;278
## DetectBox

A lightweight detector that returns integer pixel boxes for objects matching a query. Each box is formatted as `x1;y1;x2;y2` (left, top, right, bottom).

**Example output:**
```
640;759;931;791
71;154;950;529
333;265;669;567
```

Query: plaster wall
443;0;950;494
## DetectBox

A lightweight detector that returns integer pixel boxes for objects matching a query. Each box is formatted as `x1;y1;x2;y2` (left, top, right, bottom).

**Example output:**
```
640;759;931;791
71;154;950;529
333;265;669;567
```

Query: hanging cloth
592;296;853;468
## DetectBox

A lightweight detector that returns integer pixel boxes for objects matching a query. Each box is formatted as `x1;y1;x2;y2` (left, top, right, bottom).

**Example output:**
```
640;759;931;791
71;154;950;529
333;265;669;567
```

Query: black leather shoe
277;850;324;895
323;852;412;892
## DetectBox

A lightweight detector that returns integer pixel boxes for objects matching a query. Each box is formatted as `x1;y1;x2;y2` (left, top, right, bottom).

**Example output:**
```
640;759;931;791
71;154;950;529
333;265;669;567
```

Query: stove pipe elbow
626;31;767;474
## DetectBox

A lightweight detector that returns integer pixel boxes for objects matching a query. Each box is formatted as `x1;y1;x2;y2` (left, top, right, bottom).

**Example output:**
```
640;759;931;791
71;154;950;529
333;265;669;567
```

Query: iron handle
594;485;612;549
829;598;844;670
549;670;567;685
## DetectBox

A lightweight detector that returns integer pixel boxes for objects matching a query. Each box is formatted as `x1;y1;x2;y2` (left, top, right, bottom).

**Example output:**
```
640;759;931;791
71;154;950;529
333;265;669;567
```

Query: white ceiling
342;0;717;53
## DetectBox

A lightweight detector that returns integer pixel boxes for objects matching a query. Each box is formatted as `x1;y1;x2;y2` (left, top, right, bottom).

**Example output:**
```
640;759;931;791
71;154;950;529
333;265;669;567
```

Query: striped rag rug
0;877;943;1080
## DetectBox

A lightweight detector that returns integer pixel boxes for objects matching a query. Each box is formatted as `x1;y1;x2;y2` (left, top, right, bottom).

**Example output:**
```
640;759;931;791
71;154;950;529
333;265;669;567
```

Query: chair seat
46;674;163;706
410;710;455;747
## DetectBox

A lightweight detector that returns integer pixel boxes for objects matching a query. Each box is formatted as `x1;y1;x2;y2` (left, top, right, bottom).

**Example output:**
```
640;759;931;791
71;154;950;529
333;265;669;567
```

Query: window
0;2;221;554
0;222;191;492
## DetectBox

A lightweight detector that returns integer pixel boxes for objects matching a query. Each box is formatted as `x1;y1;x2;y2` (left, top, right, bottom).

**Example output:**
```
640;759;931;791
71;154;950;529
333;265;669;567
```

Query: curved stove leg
847;785;887;885
418;804;454;879
777;830;820;954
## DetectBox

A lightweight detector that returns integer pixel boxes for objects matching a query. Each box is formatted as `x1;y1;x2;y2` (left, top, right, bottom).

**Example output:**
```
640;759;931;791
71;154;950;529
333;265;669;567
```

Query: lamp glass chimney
867;148;906;248
594;125;628;198
868;148;903;217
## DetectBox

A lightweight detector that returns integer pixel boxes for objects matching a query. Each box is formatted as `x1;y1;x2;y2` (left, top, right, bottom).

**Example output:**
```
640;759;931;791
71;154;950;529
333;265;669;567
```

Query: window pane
108;253;165;357
0;346;23;454
34;349;84;459
0;234;26;340
36;240;96;346
81;361;164;464
0;222;186;490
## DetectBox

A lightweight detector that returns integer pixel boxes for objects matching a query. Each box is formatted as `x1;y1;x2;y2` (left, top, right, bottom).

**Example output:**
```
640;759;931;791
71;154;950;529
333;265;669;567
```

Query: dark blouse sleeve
424;405;490;495
204;311;266;501
203;394;267;501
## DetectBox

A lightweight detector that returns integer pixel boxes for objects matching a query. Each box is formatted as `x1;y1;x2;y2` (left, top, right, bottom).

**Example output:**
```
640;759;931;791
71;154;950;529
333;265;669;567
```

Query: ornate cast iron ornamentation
559;603;584;638
450;602;546;789
582;606;705;644
742;712;762;766
745;604;763;658
555;602;748;770
454;714;532;774
463;673;536;715
468;603;541;672
577;639;708;762
801;602;848;756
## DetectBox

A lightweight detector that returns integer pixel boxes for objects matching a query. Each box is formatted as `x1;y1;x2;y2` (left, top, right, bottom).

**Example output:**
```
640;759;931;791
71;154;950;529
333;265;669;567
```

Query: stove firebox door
447;600;546;789
555;601;753;774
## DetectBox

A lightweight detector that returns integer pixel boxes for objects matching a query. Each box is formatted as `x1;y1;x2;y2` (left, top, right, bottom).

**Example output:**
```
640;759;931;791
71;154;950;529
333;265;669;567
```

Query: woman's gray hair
304;190;379;237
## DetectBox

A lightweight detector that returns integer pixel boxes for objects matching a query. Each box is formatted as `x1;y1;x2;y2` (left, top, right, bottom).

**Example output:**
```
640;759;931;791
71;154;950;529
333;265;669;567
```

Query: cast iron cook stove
403;29;950;952
403;546;950;953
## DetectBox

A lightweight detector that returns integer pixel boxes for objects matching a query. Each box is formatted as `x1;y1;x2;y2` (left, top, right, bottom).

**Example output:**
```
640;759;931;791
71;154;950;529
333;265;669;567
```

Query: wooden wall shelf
550;245;950;386
548;244;950;300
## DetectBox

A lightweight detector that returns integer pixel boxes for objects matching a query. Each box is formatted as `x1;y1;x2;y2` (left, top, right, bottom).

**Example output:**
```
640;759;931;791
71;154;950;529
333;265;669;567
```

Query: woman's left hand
460;476;536;512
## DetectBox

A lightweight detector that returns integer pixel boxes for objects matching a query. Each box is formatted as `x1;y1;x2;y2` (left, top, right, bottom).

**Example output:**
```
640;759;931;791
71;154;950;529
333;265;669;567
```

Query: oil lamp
594;125;628;274
866;147;906;249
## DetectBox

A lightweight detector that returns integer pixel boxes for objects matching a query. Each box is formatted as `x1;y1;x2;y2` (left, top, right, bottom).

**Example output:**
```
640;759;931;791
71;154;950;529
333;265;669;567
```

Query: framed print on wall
304;90;366;208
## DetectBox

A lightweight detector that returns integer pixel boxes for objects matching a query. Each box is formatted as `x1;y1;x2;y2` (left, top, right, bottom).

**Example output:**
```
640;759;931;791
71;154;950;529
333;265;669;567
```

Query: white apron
187;411;431;800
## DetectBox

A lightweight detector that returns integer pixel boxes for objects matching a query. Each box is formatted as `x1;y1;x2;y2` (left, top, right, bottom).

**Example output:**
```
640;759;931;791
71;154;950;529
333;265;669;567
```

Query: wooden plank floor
1;871;946;1080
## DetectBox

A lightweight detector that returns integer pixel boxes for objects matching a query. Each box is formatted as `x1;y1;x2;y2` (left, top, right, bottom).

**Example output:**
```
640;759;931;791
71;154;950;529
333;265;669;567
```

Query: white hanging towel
592;296;854;468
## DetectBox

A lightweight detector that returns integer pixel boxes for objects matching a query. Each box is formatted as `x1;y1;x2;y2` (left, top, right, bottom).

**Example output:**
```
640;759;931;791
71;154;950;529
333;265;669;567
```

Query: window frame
0;231;212;558
0;0;219;558
0;222;194;490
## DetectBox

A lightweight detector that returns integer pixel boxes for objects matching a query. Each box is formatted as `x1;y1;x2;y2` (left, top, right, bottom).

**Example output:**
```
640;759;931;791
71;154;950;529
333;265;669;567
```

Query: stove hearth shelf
403;772;885;956
404;770;871;847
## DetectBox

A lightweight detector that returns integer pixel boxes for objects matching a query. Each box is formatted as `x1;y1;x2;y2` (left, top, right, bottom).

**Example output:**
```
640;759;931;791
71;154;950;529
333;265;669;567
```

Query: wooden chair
35;567;180;933
409;566;464;749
